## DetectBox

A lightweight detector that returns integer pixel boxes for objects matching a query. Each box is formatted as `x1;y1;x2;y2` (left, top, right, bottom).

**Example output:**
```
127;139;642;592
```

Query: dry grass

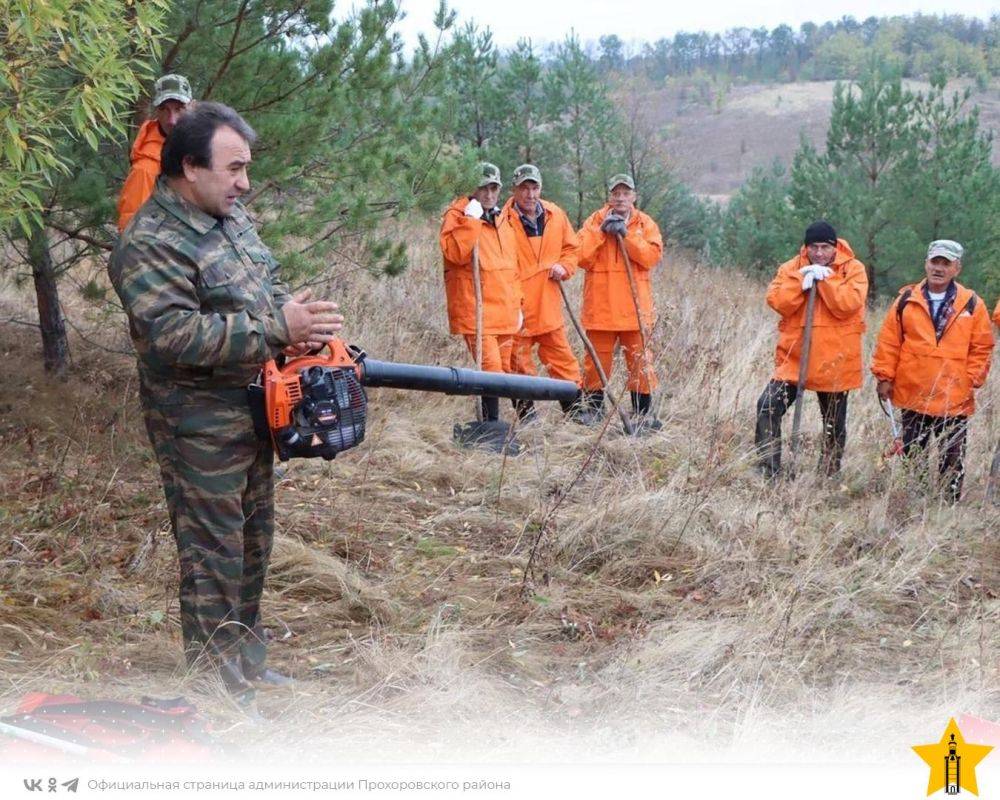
1;221;999;763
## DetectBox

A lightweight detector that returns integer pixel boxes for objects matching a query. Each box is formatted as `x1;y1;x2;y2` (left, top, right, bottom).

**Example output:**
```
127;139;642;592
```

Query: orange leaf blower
249;339;579;461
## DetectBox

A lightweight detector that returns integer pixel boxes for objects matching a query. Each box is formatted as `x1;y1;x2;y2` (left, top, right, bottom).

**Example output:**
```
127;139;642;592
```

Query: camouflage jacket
109;178;293;390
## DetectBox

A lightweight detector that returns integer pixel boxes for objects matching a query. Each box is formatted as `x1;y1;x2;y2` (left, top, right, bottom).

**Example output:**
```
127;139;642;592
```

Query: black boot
454;396;520;455
584;390;605;418
481;396;500;422
561;389;600;425
512;398;538;424
630;392;662;431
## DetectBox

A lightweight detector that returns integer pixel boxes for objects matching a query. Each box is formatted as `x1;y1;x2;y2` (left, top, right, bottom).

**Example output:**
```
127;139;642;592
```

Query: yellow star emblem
913;717;993;796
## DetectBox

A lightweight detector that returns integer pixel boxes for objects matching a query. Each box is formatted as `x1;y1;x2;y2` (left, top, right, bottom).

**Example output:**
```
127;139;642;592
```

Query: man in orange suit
439;162;523;425
502;164;593;424
872;240;994;501
578;174;663;429
116;74;193;232
755;221;868;478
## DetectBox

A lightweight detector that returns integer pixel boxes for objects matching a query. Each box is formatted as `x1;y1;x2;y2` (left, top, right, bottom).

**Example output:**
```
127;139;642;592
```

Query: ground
0;231;998;764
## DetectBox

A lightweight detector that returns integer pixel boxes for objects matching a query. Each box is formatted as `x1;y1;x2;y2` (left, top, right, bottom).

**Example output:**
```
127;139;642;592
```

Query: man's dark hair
161;101;256;178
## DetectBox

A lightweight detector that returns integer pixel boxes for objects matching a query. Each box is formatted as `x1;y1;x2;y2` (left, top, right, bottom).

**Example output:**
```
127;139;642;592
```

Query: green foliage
654;176;720;255
631;13;999;84
809;31;866;79
716;65;1000;299
443;21;501;150
493;39;545;166
157;0;468;279
717;163;798;274
542;34;618;227
0;0;167;232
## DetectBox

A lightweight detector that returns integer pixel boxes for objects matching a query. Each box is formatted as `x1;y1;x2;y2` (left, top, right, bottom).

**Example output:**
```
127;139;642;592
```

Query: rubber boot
630;391;662;432
560;389;600;425
584;390;605;418
482;396;500;421
453;396;520;455
512;398;538;424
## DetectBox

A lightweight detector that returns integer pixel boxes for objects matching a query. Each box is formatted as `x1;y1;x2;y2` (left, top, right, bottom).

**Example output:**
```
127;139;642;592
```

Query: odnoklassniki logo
913;718;993;796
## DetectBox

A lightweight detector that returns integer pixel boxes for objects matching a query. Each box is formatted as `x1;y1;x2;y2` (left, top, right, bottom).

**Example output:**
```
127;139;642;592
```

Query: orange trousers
582;329;657;393
463;334;514;373
510;327;582;385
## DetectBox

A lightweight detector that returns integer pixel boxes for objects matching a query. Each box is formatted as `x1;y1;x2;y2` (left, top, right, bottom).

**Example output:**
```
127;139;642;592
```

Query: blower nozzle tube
359;358;578;402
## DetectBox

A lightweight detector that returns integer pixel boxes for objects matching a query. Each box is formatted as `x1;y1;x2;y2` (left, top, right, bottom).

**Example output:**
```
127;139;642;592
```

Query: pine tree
0;0;168;375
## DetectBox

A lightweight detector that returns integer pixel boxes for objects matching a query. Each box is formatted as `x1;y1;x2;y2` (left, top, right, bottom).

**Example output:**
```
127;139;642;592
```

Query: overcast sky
392;0;999;49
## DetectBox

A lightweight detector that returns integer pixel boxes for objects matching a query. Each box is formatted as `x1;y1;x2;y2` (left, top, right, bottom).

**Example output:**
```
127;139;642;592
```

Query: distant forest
595;14;1000;85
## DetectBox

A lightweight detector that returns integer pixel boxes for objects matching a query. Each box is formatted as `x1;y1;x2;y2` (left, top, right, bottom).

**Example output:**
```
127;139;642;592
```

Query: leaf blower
248;339;579;461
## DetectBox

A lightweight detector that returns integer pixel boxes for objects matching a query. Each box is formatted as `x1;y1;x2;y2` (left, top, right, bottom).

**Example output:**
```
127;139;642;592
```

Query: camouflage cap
153;74;193;107
607;173;635;192
476;162;502;189
512;164;542;186
926;239;964;262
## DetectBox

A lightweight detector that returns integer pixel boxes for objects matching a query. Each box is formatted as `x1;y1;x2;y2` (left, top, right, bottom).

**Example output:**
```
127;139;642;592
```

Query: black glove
600;214;627;237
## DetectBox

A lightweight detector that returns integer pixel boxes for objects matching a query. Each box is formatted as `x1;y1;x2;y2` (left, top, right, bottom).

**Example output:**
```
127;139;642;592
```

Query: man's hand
283;342;321;358
517;310;524;331
465;198;484;219
549;264;568;281
799;264;833;291
600;214;627;237
281;288;344;347
877;380;893;401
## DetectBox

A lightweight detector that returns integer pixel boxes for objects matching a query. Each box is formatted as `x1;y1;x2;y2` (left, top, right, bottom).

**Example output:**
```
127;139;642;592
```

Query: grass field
1;225;998;763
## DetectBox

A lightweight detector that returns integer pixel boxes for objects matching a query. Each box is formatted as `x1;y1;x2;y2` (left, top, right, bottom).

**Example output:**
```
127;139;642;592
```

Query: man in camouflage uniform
108;102;343;699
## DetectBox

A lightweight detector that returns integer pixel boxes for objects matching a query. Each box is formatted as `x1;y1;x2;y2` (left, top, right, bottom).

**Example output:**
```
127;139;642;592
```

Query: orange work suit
765;239;868;392
440;196;522;373
503;197;582;384
117;120;165;232
994;297;1000;327
577;205;663;392
871;281;994;418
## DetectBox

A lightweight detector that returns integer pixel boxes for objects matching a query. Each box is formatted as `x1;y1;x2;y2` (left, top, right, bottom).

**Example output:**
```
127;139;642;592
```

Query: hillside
656;79;1000;197
1;227;998;764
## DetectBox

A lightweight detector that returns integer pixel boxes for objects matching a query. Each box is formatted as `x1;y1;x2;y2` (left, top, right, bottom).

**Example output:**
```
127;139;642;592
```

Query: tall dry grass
0;217;998;763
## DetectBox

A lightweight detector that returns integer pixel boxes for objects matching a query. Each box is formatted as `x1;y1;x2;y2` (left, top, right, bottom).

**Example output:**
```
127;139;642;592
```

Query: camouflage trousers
139;375;274;696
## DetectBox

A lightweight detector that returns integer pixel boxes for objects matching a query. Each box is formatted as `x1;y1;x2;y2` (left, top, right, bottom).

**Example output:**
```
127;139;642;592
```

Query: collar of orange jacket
796;237;856;267
502;196;558;220
899;279;974;315
130;119;166;164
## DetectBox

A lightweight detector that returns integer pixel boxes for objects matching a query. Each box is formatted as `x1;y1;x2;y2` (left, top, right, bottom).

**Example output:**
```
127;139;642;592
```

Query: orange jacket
501;197;579;336
871;281;994;417
578;205;663;331
440;197;522;336
994;297;1000;327
765;239;867;392
116;120;165;232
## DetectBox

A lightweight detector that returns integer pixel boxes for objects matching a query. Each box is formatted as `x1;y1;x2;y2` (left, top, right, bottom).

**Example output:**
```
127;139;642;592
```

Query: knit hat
804;220;837;246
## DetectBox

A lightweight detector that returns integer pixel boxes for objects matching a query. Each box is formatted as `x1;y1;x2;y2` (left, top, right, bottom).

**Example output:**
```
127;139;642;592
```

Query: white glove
799;264;833;290
464;198;483;219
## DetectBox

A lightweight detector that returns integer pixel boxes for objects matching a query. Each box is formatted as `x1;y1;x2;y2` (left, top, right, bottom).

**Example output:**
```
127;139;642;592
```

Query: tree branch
47;223;114;252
